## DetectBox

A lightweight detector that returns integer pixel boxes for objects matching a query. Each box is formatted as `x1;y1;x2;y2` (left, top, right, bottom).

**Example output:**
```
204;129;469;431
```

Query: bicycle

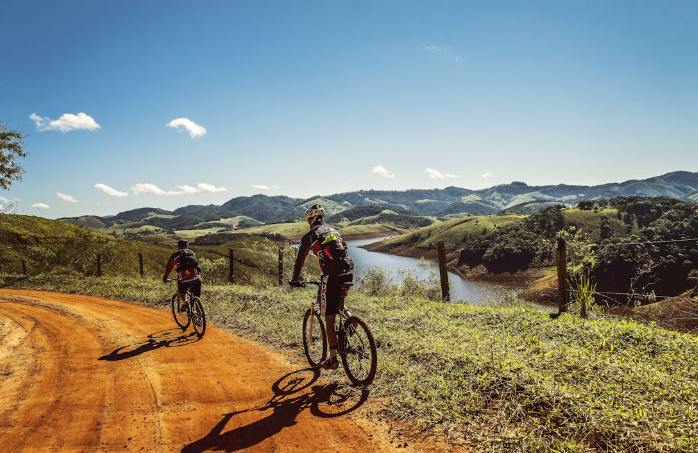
297;279;377;387
168;280;206;338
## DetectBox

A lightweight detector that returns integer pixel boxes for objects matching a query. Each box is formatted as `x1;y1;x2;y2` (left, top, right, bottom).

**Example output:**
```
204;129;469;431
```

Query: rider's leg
190;279;202;298
177;281;190;312
321;275;342;369
325;314;337;358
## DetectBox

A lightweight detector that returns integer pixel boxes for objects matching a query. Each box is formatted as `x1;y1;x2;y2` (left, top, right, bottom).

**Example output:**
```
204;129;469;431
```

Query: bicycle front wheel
191;297;206;338
171;294;190;330
340;316;377;386
302;309;327;367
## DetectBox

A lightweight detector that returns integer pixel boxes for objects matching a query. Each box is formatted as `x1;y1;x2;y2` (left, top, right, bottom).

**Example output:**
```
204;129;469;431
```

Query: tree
0;121;27;190
577;200;595;210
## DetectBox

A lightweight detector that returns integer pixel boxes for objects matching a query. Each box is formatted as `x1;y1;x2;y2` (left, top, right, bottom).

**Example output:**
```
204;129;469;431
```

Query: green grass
235;222;310;239
380;214;525;250
234;221;400;240
562;208;631;242
0;214;314;286
8;274;698;452
174;228;226;238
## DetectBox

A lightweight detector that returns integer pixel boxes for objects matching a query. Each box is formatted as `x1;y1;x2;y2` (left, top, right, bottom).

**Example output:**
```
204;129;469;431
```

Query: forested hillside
61;171;698;233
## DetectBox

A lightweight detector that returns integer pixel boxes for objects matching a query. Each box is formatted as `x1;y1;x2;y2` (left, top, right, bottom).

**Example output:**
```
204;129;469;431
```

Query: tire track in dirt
0;289;400;453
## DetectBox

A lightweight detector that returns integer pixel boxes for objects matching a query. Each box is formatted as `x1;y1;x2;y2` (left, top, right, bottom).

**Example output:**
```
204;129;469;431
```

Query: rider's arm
163;254;179;282
291;233;312;282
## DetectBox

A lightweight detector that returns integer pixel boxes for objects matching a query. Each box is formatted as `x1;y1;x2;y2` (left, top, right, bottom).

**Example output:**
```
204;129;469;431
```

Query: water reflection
346;236;522;306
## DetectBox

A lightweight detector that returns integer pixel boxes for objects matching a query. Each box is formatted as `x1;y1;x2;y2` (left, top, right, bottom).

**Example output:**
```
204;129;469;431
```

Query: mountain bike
168;280;206;338
297;279;377;387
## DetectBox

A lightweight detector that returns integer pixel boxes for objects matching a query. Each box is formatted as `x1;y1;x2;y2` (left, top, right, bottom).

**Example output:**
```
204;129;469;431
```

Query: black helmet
177;239;189;249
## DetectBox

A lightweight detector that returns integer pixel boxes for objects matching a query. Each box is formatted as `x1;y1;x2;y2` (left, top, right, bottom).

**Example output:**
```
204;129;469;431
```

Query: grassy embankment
7;274;698;452
0;214;316;286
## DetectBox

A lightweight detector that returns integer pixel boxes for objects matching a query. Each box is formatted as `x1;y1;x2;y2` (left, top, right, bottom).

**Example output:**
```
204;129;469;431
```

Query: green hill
0;214;311;285
60;171;698;236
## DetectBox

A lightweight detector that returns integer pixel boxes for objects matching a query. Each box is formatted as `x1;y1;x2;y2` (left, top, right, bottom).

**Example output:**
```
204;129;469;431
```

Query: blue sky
1;0;696;219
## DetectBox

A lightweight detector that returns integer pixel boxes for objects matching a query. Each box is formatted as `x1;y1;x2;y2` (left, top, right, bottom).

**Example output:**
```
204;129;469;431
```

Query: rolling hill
59;171;698;234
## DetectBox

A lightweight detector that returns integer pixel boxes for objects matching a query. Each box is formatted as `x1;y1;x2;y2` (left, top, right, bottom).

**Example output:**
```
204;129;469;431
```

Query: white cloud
30;112;100;132
372;165;396;179
252;184;279;190
131;183;181;195
56;192;78;203
425;168;459;179
424;45;460;62
166;118;206;139
131;182;227;195
32;203;50;209
481;172;494;178
95;183;129;197
177;183;227;194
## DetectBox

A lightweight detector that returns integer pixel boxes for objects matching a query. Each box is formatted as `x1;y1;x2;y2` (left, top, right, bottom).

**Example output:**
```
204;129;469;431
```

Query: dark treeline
458;197;698;301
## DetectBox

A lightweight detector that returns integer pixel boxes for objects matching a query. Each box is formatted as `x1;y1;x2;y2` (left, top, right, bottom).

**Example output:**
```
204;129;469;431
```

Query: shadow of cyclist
98;328;199;361
181;368;369;453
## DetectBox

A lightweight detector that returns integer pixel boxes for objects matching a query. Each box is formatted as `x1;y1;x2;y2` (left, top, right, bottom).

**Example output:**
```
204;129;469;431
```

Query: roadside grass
8;274;698;452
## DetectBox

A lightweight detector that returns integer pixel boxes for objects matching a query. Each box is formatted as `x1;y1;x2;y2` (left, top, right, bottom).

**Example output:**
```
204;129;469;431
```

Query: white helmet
304;204;325;224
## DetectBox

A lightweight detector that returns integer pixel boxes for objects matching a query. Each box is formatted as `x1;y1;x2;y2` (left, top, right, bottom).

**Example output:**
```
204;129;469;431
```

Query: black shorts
323;273;353;316
178;279;201;298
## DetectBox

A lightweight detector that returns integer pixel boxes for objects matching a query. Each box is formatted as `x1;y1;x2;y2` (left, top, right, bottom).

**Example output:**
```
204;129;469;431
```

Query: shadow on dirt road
181;367;370;452
98;328;200;361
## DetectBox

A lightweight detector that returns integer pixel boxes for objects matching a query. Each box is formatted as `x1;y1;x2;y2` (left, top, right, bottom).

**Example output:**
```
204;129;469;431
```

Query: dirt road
0;289;397;453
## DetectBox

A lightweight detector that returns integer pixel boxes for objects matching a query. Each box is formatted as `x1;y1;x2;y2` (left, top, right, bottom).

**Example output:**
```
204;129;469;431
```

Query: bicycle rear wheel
302;309;327;367
191;297;206;338
340;315;377;386
171;294;190;330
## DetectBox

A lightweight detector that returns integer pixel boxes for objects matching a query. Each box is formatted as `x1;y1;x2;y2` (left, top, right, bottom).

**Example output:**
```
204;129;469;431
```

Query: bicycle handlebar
288;280;322;288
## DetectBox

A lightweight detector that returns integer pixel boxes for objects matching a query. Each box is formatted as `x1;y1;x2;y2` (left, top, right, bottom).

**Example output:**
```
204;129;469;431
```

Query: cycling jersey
163;249;202;283
291;224;348;280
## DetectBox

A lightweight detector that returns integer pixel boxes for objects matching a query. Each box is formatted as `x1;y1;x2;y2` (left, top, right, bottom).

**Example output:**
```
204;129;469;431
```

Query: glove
289;281;303;288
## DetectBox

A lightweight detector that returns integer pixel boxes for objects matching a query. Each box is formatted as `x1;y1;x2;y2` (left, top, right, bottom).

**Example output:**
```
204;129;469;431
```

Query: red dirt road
0;289;399;453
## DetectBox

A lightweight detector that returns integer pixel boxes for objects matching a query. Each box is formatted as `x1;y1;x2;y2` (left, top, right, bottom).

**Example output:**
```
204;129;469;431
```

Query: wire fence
561;236;698;332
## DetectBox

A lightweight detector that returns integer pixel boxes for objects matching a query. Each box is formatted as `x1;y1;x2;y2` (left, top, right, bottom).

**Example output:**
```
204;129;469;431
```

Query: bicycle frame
306;280;350;350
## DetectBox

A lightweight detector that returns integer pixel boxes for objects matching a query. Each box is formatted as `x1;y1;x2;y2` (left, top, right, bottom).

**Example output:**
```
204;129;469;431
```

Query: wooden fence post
139;253;144;277
97;253;102;277
278;247;284;286
437;241;450;302
556;237;568;313
21;259;27;276
229;248;234;284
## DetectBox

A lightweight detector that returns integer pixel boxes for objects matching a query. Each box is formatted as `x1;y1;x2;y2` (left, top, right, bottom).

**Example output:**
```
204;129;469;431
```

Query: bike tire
340;315;377;387
171;293;191;330
191;297;206;338
302;308;327;367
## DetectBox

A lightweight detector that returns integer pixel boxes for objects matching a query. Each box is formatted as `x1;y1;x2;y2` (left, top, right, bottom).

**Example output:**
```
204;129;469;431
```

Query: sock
330;348;337;359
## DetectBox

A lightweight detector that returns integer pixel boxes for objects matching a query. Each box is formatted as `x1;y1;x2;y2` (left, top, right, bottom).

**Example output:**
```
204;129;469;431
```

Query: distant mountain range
61;171;698;231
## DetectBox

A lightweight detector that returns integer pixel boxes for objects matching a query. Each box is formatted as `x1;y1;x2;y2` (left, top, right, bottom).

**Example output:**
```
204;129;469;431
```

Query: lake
346;236;523;305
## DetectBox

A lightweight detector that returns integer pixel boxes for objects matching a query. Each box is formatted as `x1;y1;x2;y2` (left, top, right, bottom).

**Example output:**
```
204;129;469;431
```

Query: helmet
304;204;325;224
177;239;189;249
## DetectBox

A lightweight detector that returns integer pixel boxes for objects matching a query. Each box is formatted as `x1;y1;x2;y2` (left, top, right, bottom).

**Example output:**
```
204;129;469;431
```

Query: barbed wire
567;237;698;250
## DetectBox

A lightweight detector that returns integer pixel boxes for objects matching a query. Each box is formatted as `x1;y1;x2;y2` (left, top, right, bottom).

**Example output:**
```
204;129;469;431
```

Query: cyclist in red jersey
290;204;354;370
163;239;202;312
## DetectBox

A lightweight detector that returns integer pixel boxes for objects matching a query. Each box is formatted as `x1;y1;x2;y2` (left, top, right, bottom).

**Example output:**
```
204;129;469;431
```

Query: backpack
177;249;200;271
314;226;354;275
